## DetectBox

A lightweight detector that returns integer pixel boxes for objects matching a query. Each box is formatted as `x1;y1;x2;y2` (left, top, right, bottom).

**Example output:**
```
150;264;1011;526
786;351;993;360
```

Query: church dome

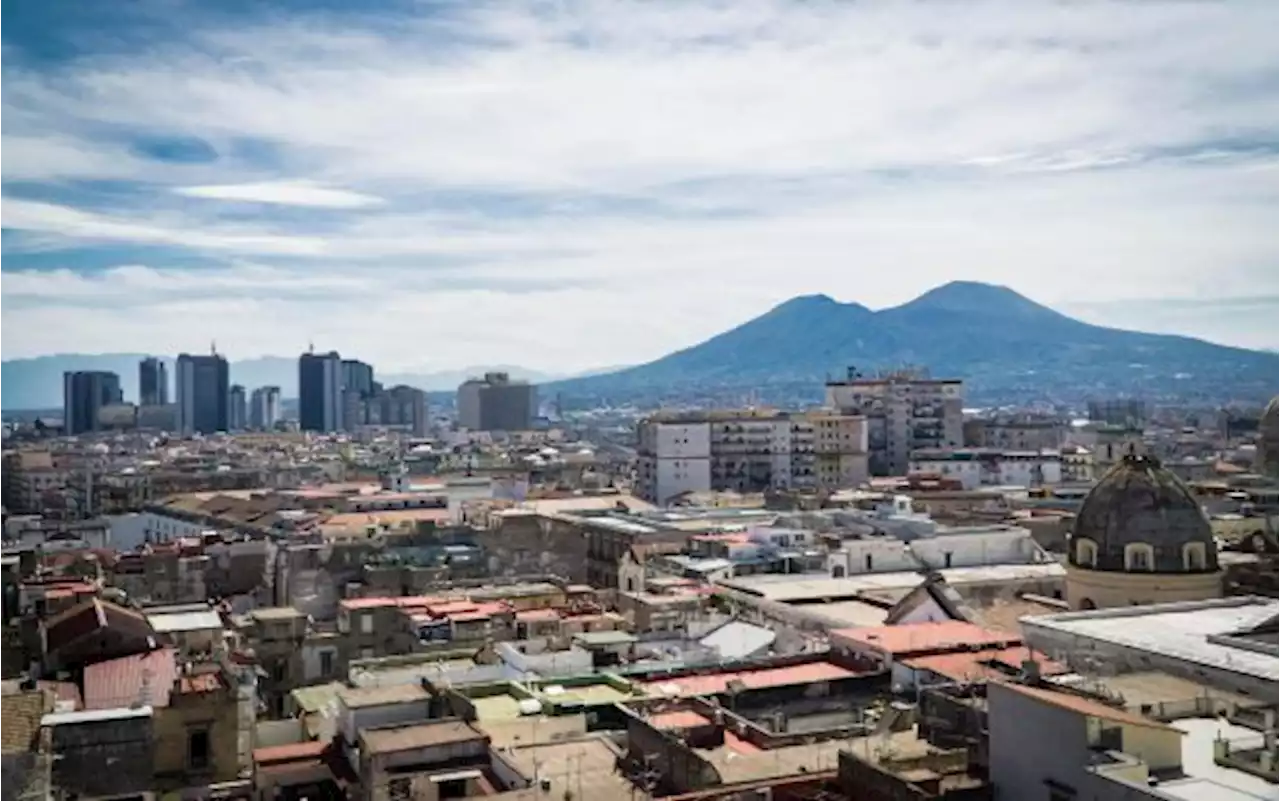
1068;453;1217;573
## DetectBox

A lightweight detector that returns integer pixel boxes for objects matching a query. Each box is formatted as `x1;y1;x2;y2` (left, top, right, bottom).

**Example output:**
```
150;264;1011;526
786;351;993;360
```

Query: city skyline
2;0;1277;371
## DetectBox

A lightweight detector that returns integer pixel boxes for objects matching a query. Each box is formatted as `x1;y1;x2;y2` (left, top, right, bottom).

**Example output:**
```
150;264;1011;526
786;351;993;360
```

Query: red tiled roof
900;647;1067;683
643;661;860;697
83;647;178;709
831;621;1019;658
44;598;154;656
990;681;1181;732
648;709;711;730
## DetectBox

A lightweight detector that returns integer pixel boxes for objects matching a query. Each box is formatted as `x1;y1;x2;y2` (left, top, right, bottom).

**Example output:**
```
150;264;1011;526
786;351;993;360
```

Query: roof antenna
210;340;217;356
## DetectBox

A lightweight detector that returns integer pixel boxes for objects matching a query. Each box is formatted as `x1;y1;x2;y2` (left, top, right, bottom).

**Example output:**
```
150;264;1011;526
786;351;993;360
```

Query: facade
341;359;376;399
175;353;230;435
62;371;123;435
228;384;247;431
1065;454;1222;610
1257;397;1278;480
635;409;868;505
456;372;536;432
963;415;1065;450
824;368;963;476
139;357;169;406
908;448;1063;490
249;386;281;430
298;351;344;433
376;385;429;436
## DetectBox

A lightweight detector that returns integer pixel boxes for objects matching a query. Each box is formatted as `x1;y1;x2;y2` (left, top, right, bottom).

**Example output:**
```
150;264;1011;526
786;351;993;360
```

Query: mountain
547;281;1279;405
0;355;568;410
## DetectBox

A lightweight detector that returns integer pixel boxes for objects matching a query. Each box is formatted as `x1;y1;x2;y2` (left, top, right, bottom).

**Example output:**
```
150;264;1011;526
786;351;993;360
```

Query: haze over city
3;0;1278;373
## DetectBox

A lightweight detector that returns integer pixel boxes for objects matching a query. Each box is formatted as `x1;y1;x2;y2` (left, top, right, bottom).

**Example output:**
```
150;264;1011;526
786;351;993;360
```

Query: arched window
1075;538;1098;568
1183;542;1207;571
1125;543;1155;572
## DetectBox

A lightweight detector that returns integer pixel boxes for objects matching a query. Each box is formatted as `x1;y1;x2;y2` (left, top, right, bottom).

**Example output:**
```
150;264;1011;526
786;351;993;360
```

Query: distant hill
546;281;1279;405
0;355;569;410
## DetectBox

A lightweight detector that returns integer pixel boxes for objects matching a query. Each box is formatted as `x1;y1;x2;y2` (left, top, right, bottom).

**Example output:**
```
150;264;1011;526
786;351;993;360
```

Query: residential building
298;350;344;433
824;367;964;476
456;372;536;432
139;356;169;406
175;352;230;435
62;371;122;435
249;386;281;430
909;448;1064;490
963;414;1066;450
635;409;866;505
228;384;247;431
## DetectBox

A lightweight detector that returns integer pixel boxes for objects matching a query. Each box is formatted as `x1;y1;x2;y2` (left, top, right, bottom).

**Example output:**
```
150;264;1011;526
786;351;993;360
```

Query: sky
2;0;1277;373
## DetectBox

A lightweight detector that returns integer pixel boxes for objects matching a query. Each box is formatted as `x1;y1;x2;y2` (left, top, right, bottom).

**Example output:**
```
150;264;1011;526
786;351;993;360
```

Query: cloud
1;0;1276;369
174;181;384;208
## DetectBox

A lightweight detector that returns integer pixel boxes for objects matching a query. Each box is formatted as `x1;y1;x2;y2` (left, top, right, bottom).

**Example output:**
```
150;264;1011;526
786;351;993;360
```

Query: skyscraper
298;350;344;432
139;357;169;406
176;352;230;434
341;359;375;398
228;384;247;431
380;385;429;437
456;372;537;432
250;386;281;430
63;371;123;435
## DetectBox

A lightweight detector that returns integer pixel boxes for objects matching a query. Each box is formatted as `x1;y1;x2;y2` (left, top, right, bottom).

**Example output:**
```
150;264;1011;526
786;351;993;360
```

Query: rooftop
359;720;486;754
1020;598;1280;686
641;660;862;698
337;683;430;709
146;608;223;633
832;621;1020;658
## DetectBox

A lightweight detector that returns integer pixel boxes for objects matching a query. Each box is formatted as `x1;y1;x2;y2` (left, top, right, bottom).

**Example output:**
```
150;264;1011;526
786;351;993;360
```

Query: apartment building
963;415;1066;450
908;448;1064;490
824;367;963;477
635;410;867;505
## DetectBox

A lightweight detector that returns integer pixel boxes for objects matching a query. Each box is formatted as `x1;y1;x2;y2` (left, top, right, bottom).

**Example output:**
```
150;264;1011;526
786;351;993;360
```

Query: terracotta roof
83;647;178;710
991;681;1181;731
901;647;1068;683
831;621;1019;658
1;691;50;755
643;661;861;697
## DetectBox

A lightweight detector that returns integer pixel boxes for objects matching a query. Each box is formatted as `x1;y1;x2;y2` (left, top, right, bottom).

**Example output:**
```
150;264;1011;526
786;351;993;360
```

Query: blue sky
3;0;1277;372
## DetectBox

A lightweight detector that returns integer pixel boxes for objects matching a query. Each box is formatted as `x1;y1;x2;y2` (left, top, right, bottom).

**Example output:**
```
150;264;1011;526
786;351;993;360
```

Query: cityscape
2;1;1278;801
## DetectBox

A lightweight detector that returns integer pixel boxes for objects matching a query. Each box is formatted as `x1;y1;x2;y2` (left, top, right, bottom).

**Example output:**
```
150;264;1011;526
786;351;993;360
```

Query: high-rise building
379;385;429;437
341;359;375;398
634;408;869;506
175;352;230;435
250;386;282;430
138;357;169;406
456;372;537;432
63;371;123;435
228;384;247;431
824;367;963;477
299;350;344;432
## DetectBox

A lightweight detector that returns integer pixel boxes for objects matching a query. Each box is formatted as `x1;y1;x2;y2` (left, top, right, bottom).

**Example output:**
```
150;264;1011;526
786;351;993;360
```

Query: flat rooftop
719;563;1064;603
1021;599;1280;685
502;737;631;799
1143;718;1275;801
360;720;485;754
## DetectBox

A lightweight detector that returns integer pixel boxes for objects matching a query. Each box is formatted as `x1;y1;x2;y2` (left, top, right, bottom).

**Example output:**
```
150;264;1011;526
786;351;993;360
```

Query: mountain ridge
544;281;1277;404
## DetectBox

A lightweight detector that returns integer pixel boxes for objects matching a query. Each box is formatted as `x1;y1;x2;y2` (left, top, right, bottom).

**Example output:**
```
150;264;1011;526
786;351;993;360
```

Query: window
1125;543;1154;572
319;650;334;677
360;613;374;634
864;553;874;571
1184;542;1207;571
187;729;210;771
1075;538;1098;568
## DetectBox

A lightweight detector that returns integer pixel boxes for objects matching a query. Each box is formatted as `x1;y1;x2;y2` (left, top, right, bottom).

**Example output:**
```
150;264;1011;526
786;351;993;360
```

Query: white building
635;410;869;505
825;368;963;477
250;386;281;430
908;448;1064;489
